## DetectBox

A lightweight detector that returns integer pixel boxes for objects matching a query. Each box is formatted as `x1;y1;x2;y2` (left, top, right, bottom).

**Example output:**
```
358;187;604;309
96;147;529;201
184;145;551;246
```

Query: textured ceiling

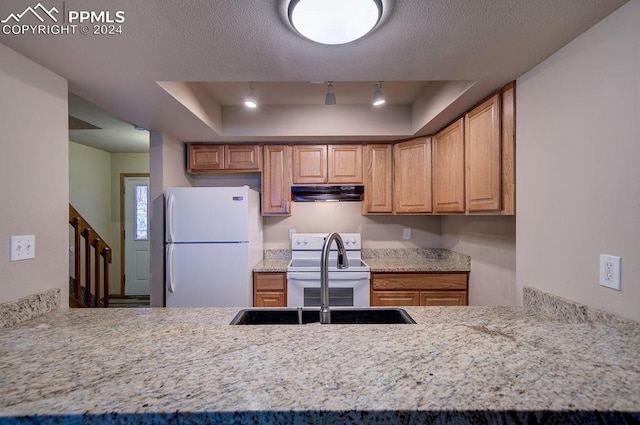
0;0;629;149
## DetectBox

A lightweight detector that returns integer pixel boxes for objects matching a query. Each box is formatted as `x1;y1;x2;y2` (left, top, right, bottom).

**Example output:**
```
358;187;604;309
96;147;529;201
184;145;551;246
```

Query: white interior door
124;177;150;296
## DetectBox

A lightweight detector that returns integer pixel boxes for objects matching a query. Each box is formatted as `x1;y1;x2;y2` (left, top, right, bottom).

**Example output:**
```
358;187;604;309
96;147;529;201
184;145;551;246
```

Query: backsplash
523;287;638;326
263;202;441;250
0;288;60;328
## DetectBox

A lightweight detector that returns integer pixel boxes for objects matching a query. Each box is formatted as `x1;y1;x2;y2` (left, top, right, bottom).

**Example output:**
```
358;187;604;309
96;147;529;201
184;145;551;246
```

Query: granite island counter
1;289;639;424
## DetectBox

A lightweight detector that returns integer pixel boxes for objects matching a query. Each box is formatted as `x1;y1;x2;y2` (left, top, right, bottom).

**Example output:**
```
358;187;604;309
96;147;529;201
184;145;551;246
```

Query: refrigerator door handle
167;244;175;293
167;193;175;243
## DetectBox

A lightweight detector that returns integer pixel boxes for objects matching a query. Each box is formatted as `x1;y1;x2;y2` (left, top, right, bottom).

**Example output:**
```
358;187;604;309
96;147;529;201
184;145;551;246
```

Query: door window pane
135;184;148;240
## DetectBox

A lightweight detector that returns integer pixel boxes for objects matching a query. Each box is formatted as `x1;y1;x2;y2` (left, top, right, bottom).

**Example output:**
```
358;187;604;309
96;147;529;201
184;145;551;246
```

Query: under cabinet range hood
291;186;364;202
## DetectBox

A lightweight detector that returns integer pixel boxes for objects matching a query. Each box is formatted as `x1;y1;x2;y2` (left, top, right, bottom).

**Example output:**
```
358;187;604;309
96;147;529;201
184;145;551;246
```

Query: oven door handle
287;272;370;280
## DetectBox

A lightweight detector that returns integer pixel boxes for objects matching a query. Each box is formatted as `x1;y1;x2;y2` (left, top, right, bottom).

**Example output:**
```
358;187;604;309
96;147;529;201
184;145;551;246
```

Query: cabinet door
188;144;224;172
225;145;261;171
328;145;363;183
254;273;286;307
433;119;465;213
255;292;286;308
465;94;501;212
262;145;292;215
293;145;327;184
420;291;468;306
363;144;393;214
501;82;516;215
371;291;420;306
394;138;432;213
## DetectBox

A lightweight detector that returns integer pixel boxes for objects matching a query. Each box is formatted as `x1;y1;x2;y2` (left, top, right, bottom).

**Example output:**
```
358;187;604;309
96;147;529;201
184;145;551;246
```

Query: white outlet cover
599;254;621;291
10;235;35;261
403;228;411;240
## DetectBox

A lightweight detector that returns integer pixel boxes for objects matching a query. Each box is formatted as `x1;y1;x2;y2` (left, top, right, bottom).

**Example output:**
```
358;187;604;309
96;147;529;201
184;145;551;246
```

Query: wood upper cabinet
394;137;432;213
465;94;501;212
188;144;224;171
433;118;465;213
187;143;261;173
293;144;363;184
262;145;292;216
362;144;393;214
254;272;287;307
225;145;261;170
293;145;327;184
500;82;516;215
328;145;363;183
370;272;468;307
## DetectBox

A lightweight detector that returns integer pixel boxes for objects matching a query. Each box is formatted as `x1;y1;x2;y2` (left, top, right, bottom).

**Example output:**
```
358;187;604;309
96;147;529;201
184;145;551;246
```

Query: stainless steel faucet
320;232;349;324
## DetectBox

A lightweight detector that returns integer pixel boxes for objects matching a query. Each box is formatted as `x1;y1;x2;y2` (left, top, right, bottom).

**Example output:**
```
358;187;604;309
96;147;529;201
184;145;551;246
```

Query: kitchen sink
230;308;416;325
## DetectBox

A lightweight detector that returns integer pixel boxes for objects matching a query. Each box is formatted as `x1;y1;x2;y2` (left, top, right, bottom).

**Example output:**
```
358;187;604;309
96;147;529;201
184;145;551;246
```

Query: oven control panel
291;233;361;250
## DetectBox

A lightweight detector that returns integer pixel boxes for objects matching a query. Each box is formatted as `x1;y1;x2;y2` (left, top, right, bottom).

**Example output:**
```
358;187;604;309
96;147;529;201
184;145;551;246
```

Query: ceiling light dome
288;0;383;45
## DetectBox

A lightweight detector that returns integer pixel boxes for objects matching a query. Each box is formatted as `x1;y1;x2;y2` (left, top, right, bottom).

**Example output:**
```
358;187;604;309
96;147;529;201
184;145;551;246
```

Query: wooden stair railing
69;204;112;308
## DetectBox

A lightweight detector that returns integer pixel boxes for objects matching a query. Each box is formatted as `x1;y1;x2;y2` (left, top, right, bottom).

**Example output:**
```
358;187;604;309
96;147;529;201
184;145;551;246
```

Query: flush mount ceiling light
288;0;383;45
325;81;336;105
244;82;257;109
372;81;385;106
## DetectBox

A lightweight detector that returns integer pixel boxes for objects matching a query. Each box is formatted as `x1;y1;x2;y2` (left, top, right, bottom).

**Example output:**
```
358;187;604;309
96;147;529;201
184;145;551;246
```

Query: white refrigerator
165;186;263;307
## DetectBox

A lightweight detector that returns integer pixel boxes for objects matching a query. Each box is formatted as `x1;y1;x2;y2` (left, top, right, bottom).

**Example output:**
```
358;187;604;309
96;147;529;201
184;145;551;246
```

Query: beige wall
0;43;68;306
69;142;112;240
149;132;191;307
516;1;640;321
265;202;441;250
441;216;516;306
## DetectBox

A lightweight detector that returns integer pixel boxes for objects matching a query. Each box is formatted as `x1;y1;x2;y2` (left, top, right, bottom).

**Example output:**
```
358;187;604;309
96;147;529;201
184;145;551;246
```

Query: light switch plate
10;235;35;261
599;254;621;290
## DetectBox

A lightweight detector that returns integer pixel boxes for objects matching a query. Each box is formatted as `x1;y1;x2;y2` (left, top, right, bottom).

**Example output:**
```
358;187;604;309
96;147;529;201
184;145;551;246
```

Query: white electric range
286;233;371;307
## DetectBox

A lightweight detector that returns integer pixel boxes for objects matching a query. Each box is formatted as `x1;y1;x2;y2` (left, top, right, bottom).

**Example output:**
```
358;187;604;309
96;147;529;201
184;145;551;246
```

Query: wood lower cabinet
253;272;287;307
433;118;465;213
420;291;467;306
465;94;501;212
394;137;432;213
262;145;292;216
187;143;261;173
371;291;420;306
370;272;468;306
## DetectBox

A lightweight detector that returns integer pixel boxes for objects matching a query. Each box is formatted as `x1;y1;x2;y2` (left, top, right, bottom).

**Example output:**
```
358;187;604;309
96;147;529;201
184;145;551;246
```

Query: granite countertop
253;248;471;273
1;294;639;424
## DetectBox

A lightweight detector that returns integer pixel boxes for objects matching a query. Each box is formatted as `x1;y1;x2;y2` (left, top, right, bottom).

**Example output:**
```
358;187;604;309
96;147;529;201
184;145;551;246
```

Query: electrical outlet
10;235;35;261
403;228;411;240
289;229;296;240
599;254;621;290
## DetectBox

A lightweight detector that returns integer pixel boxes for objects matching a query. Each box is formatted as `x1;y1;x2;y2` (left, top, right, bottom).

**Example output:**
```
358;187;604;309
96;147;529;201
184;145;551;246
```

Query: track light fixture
325;81;336;106
244;82;257;109
372;81;385;106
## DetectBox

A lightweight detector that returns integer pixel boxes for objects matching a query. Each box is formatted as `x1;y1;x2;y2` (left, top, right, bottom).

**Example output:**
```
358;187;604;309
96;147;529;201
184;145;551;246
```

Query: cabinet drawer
420;291;467;306
372;273;467;291
254;273;286;291
255;292;286;308
371;291;420;306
